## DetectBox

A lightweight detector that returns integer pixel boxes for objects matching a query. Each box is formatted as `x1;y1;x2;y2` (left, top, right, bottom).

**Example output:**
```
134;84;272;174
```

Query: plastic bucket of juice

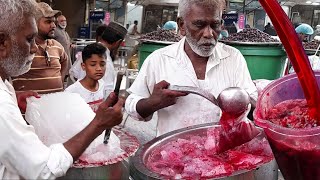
254;72;320;180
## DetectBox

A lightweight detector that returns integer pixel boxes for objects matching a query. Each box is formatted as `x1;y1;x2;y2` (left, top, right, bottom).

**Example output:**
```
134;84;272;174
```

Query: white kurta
69;48;115;96
125;37;258;136
0;78;73;179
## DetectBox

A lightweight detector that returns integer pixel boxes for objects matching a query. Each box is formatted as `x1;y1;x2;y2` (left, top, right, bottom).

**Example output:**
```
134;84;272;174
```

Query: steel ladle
168;85;250;115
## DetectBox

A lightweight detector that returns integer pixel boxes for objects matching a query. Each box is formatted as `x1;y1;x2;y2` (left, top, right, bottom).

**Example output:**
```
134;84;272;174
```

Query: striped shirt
12;39;68;94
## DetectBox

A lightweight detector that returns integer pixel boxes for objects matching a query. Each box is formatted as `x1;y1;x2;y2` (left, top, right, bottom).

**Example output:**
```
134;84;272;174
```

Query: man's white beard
185;28;217;57
59;24;67;29
0;40;35;77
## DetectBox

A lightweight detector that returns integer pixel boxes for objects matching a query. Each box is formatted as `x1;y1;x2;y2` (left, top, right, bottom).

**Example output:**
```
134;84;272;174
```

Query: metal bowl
130;123;278;180
58;127;139;180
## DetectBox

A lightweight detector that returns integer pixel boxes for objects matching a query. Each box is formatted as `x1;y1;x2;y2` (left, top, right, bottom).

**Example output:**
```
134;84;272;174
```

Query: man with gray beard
125;0;258;136
12;2;69;94
0;0;123;179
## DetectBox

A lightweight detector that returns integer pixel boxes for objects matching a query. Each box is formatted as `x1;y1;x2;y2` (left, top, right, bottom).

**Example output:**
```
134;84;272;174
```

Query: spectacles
43;49;51;67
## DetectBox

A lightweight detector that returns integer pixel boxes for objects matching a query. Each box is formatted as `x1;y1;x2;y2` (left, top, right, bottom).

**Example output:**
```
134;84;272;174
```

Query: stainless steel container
58;161;130;180
59;127;139;180
130;123;278;180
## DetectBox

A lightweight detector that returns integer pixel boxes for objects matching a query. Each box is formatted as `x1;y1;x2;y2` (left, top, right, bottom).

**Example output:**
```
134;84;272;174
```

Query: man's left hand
16;91;40;112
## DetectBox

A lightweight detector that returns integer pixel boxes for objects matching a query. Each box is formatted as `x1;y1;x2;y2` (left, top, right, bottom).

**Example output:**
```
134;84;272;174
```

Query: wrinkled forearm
63;119;103;160
136;98;158;118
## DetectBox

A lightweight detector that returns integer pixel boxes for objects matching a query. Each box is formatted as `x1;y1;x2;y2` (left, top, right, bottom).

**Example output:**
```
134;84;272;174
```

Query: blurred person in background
55;14;73;67
312;25;320;40
12;2;69;94
218;20;228;40
69;22;127;97
264;22;277;36
295;23;314;42
127;20;140;35
286;24;317;74
0;0;123;179
163;21;178;33
95;24;108;42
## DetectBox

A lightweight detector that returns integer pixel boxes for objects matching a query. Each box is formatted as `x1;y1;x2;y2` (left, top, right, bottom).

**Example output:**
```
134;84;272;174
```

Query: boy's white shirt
65;79;105;112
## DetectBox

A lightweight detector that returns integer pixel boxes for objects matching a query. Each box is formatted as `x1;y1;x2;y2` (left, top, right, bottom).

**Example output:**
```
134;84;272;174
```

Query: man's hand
93;92;124;131
16;91;40;112
136;81;188;118
149;81;188;110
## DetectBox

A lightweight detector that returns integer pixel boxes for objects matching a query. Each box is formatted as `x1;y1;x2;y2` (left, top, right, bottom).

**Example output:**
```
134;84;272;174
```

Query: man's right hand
136;81;187;118
93;92;123;131
149;81;187;110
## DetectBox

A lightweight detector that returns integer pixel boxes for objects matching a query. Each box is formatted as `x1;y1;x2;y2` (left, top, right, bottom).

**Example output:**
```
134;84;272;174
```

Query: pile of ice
25;92;124;165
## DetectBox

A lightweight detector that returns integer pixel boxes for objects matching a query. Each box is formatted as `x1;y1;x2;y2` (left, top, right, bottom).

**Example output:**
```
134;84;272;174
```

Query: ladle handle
168;85;219;106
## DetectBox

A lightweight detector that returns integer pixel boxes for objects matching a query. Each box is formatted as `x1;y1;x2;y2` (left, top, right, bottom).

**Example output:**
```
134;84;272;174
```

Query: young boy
65;43;107;112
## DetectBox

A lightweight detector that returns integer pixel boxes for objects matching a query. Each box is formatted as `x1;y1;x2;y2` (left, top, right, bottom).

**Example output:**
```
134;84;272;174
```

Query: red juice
218;111;259;153
266;132;320;180
265;99;320;180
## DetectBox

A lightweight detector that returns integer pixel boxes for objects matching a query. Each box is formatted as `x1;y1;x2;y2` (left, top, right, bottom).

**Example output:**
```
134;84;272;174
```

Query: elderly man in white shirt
0;1;123;179
125;0;258;136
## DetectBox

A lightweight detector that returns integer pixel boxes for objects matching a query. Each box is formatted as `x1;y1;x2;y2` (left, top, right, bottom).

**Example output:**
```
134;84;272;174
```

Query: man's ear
0;32;10;58
115;39;122;47
177;17;186;36
81;62;86;71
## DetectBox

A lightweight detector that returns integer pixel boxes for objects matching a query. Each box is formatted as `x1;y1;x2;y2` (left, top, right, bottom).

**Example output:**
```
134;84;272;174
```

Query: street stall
220;28;287;80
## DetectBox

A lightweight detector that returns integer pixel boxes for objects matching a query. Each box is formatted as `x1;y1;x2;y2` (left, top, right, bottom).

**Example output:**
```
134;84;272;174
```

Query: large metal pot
130;123;278;180
58;161;129;180
59;127;139;180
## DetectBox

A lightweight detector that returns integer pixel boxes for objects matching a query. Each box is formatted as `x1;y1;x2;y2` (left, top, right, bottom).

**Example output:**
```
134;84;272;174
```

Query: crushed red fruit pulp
267;99;318;128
